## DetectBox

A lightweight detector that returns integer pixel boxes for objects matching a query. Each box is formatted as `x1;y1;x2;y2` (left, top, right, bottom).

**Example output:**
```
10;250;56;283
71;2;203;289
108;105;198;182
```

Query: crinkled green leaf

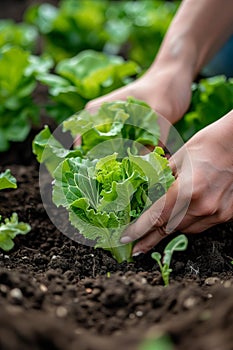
39;50;140;123
0;213;31;251
58;50;138;91
68;207;132;262
0;169;17;190
53;157;98;209
32;125;83;176
64;97;160;156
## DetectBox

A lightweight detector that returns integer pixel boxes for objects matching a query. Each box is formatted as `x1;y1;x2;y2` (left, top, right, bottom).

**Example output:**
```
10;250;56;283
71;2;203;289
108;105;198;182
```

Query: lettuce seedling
151;234;188;286
33;98;174;262
0;170;31;251
0;169;17;190
0;213;31;251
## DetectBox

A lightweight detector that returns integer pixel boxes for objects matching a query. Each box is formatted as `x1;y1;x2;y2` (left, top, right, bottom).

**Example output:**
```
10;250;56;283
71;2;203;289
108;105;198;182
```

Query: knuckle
191;184;205;201
201;204;217;217
217;210;232;223
191;173;208;201
193;200;218;217
157;226;169;238
148;209;164;227
136;240;153;254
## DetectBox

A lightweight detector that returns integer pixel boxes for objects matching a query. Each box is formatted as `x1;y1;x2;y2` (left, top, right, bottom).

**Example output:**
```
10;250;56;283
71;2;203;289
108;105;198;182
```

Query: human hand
120;113;233;256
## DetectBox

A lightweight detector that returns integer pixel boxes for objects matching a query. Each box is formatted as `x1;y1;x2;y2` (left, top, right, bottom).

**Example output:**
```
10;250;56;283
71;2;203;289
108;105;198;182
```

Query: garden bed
0;1;233;350
0;148;233;350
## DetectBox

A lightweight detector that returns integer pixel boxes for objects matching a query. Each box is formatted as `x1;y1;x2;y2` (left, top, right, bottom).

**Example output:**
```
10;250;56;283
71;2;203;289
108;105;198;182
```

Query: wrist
141;56;194;124
152;38;197;79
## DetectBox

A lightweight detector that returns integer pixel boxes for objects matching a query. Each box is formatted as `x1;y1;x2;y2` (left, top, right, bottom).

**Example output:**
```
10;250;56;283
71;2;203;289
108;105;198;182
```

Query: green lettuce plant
151;234;188;286
0;19;38;52
0;45;53;151
38;50;140;123
0;170;31;251
175;76;233;141
33;98;174;262
25;0;178;68
25;1;108;62
105;0;179;68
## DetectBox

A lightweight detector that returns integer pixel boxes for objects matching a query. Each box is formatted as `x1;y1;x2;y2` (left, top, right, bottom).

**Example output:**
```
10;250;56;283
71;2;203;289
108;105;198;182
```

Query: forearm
150;0;233;78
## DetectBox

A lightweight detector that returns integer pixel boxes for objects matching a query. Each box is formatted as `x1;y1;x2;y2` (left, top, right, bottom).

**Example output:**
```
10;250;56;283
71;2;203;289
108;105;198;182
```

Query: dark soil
0;1;233;350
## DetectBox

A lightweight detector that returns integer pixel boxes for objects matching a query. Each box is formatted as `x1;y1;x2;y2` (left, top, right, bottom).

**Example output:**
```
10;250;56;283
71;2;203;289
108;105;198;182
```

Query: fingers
132;227;168;256
120;179;183;244
178;215;224;234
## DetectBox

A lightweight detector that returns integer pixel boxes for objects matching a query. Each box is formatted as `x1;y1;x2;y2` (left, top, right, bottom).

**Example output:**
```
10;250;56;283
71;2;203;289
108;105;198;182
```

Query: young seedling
0;170;31;251
151;234;188;286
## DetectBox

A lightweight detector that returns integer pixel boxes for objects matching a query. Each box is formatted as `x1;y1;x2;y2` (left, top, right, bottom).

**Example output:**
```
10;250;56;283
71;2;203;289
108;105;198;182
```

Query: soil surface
0;2;233;350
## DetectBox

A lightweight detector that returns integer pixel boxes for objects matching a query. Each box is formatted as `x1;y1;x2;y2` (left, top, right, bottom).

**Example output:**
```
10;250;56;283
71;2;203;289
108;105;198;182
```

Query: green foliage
33;99;174;263
0;170;31;251
25;1;108;62
0;213;31;251
38;50;140;123
0;19;38;52
0;169;17;190
175;76;233;141
105;0;179;68
151;234;188;286
25;0;178;67
0;45;53;151
63;97;160;156
139;334;174;350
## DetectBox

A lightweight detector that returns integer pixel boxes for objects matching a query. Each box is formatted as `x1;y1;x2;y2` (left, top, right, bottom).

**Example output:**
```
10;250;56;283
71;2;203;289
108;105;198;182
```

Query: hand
120;115;233;256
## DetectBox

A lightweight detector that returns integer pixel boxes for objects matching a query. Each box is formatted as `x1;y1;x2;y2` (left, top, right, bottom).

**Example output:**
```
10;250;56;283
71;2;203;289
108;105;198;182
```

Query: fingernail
132;251;143;257
120;236;132;244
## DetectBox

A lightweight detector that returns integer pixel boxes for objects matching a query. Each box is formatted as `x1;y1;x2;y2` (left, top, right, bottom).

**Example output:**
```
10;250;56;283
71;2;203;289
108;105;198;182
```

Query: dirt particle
204;277;221;285
56;306;68;318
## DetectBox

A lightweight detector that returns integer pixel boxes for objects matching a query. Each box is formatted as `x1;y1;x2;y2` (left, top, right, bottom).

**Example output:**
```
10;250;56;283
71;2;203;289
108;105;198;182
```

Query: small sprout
151;234;188;286
139;334;174;350
0;213;31;251
0;169;17;190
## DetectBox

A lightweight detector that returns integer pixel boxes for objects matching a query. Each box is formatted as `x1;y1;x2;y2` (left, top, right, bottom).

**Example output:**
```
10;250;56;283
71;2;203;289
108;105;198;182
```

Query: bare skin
87;0;233;254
